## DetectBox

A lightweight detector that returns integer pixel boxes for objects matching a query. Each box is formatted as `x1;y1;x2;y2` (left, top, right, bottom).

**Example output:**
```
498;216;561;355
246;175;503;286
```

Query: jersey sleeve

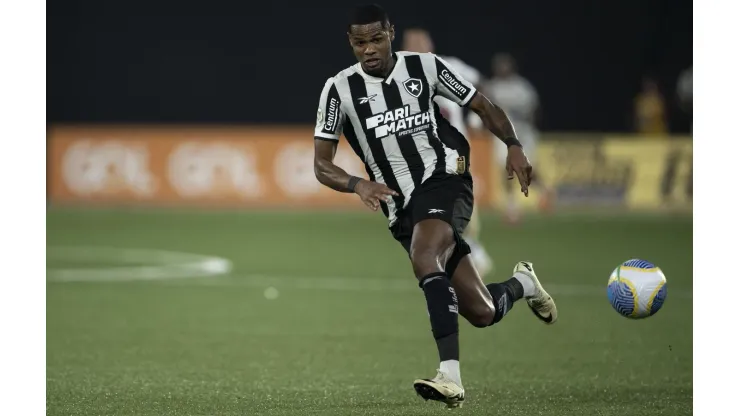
427;55;478;107
448;57;482;87
314;78;345;141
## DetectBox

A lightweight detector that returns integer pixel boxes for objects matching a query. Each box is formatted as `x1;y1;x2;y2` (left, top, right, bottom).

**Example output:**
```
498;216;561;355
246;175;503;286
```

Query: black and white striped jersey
314;51;478;226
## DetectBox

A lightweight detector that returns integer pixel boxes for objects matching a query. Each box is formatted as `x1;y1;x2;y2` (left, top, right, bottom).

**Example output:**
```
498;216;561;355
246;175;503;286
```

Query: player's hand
506;145;533;197
354;179;399;211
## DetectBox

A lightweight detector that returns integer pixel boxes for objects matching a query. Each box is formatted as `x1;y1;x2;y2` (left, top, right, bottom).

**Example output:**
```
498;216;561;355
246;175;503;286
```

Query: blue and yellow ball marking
607;260;667;319
647;282;667;316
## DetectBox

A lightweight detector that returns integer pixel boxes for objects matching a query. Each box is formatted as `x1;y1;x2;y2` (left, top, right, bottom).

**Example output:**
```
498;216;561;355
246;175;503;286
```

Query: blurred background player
634;75;668;136
401;27;494;277
471;53;553;224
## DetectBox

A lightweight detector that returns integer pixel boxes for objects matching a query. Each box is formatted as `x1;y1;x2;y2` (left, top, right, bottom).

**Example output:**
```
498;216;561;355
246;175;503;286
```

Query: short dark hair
348;4;390;33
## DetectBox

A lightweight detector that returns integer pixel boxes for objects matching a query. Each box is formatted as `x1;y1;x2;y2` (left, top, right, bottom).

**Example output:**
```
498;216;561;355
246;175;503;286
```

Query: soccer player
401;27;494;278
313;4;558;408
475;53;553;223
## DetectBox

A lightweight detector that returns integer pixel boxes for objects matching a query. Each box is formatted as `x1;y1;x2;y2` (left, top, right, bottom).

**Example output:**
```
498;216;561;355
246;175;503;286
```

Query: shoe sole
413;381;464;409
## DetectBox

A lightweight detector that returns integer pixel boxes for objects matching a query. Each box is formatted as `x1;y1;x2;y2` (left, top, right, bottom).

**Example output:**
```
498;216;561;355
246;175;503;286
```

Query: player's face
348;22;395;77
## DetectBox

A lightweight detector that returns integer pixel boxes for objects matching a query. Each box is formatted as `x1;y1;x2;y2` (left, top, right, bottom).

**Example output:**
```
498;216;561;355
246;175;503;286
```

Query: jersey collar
356;53;403;84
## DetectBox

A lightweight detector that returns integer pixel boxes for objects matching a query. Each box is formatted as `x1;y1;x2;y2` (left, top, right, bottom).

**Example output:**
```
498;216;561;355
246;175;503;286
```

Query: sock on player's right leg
513;270;536;297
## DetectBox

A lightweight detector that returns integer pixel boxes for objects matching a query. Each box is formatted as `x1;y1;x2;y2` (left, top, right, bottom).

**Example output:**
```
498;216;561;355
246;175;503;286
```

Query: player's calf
447;253;524;327
448;254;497;328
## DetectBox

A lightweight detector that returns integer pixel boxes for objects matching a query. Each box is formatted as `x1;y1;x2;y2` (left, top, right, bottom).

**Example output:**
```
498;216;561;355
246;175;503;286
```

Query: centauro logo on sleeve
364;105;432;139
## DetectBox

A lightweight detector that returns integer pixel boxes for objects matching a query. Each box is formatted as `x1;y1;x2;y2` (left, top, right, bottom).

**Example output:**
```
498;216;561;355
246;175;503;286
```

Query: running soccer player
401;27;494;277
313;4;558;408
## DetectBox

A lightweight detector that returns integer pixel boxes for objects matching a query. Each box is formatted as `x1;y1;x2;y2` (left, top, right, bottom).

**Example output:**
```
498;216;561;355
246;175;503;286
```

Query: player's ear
389;25;395;42
347;26;356;45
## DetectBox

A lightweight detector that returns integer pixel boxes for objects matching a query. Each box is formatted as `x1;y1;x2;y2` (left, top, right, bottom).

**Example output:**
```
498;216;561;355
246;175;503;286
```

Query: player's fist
355;179;399;211
506;146;533;197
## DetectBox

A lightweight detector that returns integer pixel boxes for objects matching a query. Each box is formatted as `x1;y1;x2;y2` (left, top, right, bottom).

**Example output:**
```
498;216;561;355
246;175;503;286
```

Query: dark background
47;0;692;132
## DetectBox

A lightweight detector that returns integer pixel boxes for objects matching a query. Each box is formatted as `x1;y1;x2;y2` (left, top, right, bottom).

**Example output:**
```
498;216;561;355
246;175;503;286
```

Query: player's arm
467;93;518;147
468;92;532;196
313;78;355;193
313;139;354;192
313;139;397;211
427;55;532;195
429;54;517;141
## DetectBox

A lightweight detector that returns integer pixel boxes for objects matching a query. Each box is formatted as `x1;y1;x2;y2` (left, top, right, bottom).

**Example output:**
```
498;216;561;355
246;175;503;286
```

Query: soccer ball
607;259;667;319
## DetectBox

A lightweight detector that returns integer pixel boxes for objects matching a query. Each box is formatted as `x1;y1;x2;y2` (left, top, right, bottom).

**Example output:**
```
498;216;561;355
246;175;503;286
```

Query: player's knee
467;305;495;328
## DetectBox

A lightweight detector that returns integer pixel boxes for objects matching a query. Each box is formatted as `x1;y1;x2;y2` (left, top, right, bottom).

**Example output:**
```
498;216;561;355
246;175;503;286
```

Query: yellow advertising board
489;135;692;212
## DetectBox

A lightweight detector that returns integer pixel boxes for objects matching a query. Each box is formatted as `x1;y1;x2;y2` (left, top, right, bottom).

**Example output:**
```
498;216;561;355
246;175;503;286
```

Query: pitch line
46;246;232;282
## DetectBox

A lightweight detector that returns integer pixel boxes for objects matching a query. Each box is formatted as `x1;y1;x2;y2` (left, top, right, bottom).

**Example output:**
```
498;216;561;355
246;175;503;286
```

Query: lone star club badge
402;78;423;98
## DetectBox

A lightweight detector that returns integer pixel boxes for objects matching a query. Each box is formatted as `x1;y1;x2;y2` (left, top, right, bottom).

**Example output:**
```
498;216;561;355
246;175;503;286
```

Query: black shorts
390;173;474;255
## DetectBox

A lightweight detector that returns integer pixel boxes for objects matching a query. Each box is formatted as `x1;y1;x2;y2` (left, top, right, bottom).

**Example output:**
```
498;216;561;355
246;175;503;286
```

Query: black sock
486;277;524;325
419;272;459;361
502;277;525;301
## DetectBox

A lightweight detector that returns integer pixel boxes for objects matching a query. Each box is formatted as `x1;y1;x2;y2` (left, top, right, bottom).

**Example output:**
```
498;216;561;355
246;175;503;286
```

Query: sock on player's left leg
485;278;525;325
439;359;461;386
419;272;460;362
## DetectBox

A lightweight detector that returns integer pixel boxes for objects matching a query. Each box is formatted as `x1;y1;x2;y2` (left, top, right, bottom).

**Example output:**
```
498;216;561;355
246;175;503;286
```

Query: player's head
492;53;516;78
347;4;395;77
401;28;434;54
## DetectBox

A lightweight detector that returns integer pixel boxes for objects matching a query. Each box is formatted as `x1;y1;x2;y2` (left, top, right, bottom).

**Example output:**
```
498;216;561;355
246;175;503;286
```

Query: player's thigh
451;254;495;326
410;219;456;269
409;174;473;269
391;198;455;276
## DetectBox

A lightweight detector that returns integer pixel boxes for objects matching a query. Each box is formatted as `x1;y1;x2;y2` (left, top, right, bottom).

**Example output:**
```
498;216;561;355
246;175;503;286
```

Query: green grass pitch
47;208;692;415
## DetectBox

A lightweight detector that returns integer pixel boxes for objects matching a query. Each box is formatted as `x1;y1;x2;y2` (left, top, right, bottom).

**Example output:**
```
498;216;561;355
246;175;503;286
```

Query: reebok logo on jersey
357;94;377;104
428;208;445;214
439;69;469;99
402;78;423;98
365;105;431;139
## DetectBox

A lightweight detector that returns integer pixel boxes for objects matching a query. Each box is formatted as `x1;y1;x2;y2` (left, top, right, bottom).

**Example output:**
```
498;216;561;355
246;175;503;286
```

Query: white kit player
473;53;553;223
401;28;493;277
